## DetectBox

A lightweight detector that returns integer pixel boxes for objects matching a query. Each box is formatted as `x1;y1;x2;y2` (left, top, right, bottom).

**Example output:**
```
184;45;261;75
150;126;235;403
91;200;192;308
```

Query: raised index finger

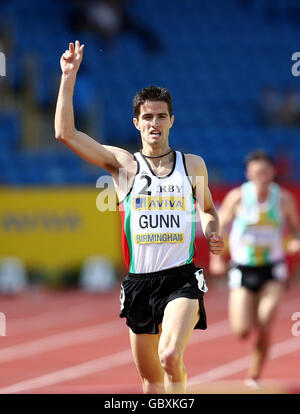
69;42;75;53
75;40;80;52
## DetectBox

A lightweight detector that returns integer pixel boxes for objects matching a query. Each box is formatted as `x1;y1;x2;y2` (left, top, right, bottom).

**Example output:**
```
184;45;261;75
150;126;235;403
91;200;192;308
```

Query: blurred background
0;0;300;291
0;0;300;395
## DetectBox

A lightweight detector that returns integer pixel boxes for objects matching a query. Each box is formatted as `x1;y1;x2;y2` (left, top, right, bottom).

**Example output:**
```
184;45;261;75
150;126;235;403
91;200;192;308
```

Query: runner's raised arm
55;40;134;175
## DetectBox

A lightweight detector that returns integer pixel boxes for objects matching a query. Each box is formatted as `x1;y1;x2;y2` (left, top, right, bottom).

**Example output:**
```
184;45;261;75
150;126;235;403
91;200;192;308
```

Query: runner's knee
233;326;251;339
159;346;182;376
141;378;164;394
257;303;278;327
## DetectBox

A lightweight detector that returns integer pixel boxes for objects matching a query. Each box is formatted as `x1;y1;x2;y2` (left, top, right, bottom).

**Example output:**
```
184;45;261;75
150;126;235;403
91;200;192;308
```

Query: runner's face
246;160;275;188
133;101;174;147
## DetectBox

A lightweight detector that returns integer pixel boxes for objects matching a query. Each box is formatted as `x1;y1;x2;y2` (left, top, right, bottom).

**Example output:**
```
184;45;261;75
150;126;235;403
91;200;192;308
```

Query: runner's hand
60;40;84;76
286;238;300;255
208;232;224;255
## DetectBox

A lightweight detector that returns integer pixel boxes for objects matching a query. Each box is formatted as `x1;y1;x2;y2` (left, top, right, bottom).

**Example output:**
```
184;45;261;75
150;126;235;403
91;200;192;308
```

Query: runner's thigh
159;297;199;355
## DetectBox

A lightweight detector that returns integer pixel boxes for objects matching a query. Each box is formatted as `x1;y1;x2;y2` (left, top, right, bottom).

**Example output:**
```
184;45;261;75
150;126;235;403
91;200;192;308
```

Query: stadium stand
0;0;300;185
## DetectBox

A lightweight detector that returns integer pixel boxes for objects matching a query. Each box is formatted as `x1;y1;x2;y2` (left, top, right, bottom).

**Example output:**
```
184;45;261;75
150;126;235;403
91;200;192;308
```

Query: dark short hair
245;150;275;167
133;86;173;118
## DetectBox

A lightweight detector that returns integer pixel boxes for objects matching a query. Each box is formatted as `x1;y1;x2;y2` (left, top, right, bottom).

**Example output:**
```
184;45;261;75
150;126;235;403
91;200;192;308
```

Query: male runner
210;150;300;389
55;41;224;394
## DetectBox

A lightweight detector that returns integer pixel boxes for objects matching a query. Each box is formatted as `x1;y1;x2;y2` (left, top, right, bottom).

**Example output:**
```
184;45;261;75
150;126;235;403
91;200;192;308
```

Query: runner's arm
281;190;300;254
217;187;242;237
55;41;134;174
187;154;223;255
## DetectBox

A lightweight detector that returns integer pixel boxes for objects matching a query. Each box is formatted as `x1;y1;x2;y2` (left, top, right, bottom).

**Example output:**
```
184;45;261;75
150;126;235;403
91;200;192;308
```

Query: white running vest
119;151;197;274
229;181;285;266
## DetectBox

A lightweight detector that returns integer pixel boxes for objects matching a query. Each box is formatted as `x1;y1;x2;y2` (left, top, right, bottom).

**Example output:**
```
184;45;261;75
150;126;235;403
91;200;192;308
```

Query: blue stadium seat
1;0;300;184
0;111;21;150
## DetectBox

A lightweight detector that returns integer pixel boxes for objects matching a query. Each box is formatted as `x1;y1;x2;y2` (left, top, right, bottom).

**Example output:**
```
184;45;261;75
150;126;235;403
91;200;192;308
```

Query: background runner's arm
281;190;300;254
55;41;133;174
217;188;242;237
208;188;241;275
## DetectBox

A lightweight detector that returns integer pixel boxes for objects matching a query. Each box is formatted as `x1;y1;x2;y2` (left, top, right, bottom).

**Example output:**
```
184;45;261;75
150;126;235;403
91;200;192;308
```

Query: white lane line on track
7;295;298;335
190;295;300;345
0;319;125;363
4;291;299;335
6;302;112;335
0;294;298;393
0;349;133;394
0;296;297;364
189;320;230;344
0;318;229;364
188;336;300;385
0;293;98;317
0;335;299;394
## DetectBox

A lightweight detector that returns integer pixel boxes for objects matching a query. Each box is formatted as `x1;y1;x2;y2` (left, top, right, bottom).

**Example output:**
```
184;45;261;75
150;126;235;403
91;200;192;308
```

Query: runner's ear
169;115;175;128
133;118;140;130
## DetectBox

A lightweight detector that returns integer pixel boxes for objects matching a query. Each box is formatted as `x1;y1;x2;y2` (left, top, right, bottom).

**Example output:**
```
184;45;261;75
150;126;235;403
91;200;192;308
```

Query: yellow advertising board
0;187;122;270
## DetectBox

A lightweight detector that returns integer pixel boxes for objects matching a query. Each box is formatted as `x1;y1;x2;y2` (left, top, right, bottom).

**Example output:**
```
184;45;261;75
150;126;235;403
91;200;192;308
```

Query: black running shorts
228;261;288;293
119;263;207;334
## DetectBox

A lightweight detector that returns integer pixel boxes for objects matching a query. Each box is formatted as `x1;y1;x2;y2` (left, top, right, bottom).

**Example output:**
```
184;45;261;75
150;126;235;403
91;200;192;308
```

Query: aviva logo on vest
133;196;185;211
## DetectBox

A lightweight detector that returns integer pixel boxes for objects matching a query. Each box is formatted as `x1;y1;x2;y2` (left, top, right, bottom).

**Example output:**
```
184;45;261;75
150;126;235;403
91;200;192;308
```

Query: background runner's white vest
229;181;285;266
119;151;197;274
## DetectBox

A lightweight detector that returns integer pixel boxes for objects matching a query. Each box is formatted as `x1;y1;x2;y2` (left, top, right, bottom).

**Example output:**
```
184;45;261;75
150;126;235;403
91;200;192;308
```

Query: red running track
0;280;299;394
